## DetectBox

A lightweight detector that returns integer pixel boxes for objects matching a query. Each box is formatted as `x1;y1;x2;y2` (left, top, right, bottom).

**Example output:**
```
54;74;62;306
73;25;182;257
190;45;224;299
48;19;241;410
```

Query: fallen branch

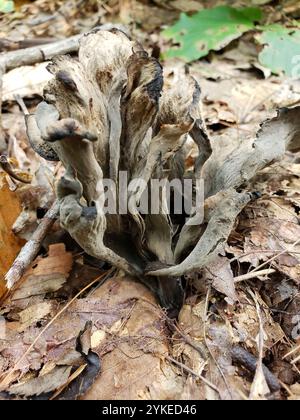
5;200;59;289
0;35;81;73
0;24;128;73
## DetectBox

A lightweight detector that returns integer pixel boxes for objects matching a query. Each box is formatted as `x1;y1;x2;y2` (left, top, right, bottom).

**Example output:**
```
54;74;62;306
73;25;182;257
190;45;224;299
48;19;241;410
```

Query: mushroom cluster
26;28;300;312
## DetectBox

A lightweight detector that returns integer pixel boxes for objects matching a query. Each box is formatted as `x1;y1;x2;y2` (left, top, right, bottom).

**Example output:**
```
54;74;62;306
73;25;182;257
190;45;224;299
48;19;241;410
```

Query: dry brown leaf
202;255;238;303
2;63;53;102
16;302;53;333
239;198;300;283
289;383;300;400
0;177;24;298
82;276;185;400
11;243;73;300
232;291;285;351
9;366;72;397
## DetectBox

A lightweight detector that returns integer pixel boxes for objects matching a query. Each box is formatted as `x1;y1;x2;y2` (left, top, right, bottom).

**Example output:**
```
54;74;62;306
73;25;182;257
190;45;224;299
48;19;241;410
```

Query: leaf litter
0;0;299;401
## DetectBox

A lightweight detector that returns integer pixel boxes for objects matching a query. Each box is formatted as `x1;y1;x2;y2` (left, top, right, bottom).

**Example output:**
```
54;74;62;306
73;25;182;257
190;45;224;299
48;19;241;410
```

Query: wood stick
234;268;276;283
165;354;221;395
0;35;81;72
0;24;128;72
5;201;59;289
0;37;59;53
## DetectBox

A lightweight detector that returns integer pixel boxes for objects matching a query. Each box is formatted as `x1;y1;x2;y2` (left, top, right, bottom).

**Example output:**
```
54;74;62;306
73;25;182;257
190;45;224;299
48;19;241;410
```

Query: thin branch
283;344;300;359
249;238;300;274
5;200;59;290
165;354;220;396
232;346;280;393
234;269;276;283
166;318;208;360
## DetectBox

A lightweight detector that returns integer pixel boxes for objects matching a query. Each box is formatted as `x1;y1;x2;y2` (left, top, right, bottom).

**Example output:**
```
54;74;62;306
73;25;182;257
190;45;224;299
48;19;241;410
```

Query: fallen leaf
257;25;300;77
11;243;73;300
202;255;238;303
82;277;185;400
2;63;53;102
17;301;53;332
239;197;300;283
0;176;24;298
9;366;71;397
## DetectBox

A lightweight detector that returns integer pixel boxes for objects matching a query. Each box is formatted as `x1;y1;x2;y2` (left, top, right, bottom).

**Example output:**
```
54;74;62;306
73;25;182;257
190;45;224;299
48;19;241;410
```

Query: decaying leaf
9;366;72;397
239;197;300;283
16;301;53;332
231;291;285;350
82;276;186;400
0;176;24;298
2;63;53;102
202;255;238;303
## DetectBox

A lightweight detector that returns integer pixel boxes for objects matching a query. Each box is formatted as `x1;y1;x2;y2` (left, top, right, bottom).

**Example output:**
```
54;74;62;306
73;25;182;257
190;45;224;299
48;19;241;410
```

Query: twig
50;363;87;400
291;354;300;364
0;37;59;53
0;35;81;72
0;271;110;391
166;318;208;360
283;344;300;359
249;290;269;399
249;238;300;274
5;200;59;289
164;354;220;396
14;94;29;115
234;269;276;283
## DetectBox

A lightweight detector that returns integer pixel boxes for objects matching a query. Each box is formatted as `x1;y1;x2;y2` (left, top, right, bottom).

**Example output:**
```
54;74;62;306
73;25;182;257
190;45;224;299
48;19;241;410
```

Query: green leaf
162;6;262;62
0;0;14;13
257;25;300;77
